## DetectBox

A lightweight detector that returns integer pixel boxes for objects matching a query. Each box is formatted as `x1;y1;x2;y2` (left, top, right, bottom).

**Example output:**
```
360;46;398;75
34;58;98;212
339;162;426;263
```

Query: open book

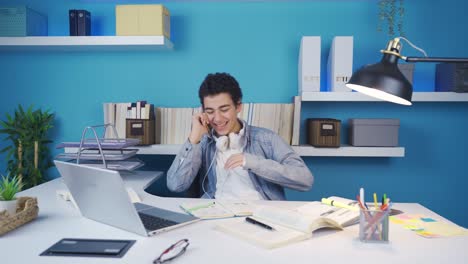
321;196;403;217
215;201;359;249
180;200;254;219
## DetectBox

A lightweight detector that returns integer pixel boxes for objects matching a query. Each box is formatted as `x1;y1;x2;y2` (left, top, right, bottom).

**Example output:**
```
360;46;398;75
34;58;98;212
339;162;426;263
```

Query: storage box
398;63;414;85
116;4;170;38
435;63;468;93
0;6;47;36
349;119;400;147
126;119;155;146
307;118;341;148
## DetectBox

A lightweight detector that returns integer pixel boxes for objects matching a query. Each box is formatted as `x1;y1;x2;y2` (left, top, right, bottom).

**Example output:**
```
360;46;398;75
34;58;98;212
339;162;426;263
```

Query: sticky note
420;217;437;222
404;225;423;231
390;218;405;224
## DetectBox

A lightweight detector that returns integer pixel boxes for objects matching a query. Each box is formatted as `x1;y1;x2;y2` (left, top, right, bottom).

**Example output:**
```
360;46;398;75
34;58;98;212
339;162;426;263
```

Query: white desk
1;171;467;264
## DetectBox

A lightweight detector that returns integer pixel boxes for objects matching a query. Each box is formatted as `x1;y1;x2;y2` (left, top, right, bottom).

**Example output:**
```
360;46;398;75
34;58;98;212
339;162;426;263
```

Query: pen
373;193;378;210
360;188;368;209
245;217;275;231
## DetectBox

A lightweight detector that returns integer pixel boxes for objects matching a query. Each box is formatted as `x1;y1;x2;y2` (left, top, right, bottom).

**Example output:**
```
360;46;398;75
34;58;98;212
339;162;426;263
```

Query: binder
77;10;91;36
327;36;354;92
298;36;321;93
68;10;77;36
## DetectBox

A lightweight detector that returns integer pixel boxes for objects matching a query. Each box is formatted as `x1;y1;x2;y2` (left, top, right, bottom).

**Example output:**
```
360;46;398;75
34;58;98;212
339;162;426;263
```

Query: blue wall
1;0;467;227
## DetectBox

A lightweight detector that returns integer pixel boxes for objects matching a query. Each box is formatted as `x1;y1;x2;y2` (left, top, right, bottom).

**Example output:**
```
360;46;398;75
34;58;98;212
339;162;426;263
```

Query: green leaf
0;174;23;201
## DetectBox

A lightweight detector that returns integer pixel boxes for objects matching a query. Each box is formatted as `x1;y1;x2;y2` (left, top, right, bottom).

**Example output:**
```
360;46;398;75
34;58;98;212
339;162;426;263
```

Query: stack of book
103;97;301;146
103;101;154;139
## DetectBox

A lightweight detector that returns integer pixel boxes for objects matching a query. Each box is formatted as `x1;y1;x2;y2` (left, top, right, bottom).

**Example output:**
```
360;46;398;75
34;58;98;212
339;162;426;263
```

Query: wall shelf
301;92;468;102
292;145;404;157
63;144;405;157
0;36;173;51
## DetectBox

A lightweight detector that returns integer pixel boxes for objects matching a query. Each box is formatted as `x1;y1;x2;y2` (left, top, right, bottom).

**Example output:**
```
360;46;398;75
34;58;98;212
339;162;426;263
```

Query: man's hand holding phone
188;113;210;144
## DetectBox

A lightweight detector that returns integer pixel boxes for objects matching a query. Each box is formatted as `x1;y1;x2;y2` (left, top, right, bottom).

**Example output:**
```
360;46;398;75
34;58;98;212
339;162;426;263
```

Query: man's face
203;92;242;136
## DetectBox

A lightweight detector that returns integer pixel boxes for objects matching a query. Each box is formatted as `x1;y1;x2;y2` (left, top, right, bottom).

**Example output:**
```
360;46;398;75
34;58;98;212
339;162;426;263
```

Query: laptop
55;160;200;236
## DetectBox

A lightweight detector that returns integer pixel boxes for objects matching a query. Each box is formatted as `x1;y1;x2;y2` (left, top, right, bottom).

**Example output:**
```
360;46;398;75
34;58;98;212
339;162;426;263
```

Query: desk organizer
0;197;39;236
126;118;155;145
359;207;390;243
56;124;144;171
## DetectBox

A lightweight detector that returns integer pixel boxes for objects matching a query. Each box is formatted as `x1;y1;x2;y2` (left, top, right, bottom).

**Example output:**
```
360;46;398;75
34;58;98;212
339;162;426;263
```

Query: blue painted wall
1;0;467;227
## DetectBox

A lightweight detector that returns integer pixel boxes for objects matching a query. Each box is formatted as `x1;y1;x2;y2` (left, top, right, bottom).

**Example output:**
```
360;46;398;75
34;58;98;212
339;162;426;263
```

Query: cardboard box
349;119;400;147
0;6;47;36
116;4;170;38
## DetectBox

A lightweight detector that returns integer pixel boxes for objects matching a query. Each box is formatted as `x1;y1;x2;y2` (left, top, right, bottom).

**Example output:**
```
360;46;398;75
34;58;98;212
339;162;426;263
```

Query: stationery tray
75;160;144;171
55;149;138;161
0;197;39;236
56;138;140;149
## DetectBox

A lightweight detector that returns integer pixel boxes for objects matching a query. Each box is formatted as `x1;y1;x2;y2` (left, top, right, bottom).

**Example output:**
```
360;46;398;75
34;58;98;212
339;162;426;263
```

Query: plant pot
0;199;17;215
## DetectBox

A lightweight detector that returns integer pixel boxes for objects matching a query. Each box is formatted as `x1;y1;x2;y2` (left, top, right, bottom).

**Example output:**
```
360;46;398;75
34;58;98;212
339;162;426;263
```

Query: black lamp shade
346;53;413;105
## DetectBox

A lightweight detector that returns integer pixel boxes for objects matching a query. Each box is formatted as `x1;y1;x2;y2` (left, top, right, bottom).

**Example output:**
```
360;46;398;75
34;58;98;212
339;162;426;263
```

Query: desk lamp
346;37;468;105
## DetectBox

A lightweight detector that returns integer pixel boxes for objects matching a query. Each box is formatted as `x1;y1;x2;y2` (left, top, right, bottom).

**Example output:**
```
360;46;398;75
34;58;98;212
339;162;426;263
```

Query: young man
167;73;313;200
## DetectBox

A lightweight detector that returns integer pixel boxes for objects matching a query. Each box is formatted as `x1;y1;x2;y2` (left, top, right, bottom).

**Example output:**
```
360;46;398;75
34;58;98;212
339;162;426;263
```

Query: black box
76;10;91;36
435;63;468;93
69;10;77;36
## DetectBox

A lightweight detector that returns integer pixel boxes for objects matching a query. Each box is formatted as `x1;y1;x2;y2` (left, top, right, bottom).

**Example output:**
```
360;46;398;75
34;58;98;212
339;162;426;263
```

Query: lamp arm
404;57;468;63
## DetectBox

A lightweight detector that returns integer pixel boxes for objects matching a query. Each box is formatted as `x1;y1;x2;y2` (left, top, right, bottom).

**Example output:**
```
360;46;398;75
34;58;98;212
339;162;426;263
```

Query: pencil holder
359;207;389;243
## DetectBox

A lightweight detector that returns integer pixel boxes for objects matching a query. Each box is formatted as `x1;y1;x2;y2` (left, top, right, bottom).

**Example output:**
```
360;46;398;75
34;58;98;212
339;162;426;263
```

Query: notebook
215;202;359;249
54;160;200;236
180;200;254;219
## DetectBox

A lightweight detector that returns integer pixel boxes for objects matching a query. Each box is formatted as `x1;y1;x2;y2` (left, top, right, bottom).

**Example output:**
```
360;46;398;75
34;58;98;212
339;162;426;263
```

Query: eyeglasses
153;239;190;264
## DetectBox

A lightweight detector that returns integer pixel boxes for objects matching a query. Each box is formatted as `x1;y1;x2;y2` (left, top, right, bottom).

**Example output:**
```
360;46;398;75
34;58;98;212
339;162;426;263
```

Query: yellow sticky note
421;222;468;237
390;218;405;224
415;230;440;238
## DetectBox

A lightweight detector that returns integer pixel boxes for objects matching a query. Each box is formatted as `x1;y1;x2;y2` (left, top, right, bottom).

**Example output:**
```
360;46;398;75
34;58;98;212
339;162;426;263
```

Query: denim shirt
166;124;313;200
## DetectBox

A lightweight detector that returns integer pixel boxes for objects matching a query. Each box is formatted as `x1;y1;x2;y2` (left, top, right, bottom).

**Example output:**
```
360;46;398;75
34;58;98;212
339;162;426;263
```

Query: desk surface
2;171;467;264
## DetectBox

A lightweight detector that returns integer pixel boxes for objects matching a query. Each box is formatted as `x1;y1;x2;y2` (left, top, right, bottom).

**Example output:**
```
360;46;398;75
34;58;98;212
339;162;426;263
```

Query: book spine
69;10;77;36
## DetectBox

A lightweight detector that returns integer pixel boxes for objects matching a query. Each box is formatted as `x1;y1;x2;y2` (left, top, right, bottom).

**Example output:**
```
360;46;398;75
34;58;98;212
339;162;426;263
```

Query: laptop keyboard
138;213;178;231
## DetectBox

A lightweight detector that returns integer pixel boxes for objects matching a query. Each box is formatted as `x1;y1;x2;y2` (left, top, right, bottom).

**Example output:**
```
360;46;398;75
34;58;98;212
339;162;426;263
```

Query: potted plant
0;105;54;189
377;0;414;84
0;173;23;215
378;0;405;38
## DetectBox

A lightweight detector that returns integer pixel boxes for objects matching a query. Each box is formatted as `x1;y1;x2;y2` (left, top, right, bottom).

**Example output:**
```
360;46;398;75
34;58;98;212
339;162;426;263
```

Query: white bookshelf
301;92;468;102
0;36;173;51
81;144;403;157
292;145;404;157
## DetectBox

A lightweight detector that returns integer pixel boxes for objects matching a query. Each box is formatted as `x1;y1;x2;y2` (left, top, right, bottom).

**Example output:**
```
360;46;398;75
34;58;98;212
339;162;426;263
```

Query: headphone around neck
214;128;245;152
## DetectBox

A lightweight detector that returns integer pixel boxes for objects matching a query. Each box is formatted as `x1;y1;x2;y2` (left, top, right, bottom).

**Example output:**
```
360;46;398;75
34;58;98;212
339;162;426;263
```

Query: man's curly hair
199;72;243;108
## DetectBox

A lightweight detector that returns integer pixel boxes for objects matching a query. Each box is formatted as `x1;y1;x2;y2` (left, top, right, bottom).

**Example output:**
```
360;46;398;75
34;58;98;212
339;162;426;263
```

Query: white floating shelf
301;92;468;102
0;36;173;51
65;144;404;157
134;144;181;155
292;145;405;157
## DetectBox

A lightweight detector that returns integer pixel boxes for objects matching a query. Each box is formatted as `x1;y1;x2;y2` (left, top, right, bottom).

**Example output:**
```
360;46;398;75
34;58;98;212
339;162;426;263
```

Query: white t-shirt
214;133;264;200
